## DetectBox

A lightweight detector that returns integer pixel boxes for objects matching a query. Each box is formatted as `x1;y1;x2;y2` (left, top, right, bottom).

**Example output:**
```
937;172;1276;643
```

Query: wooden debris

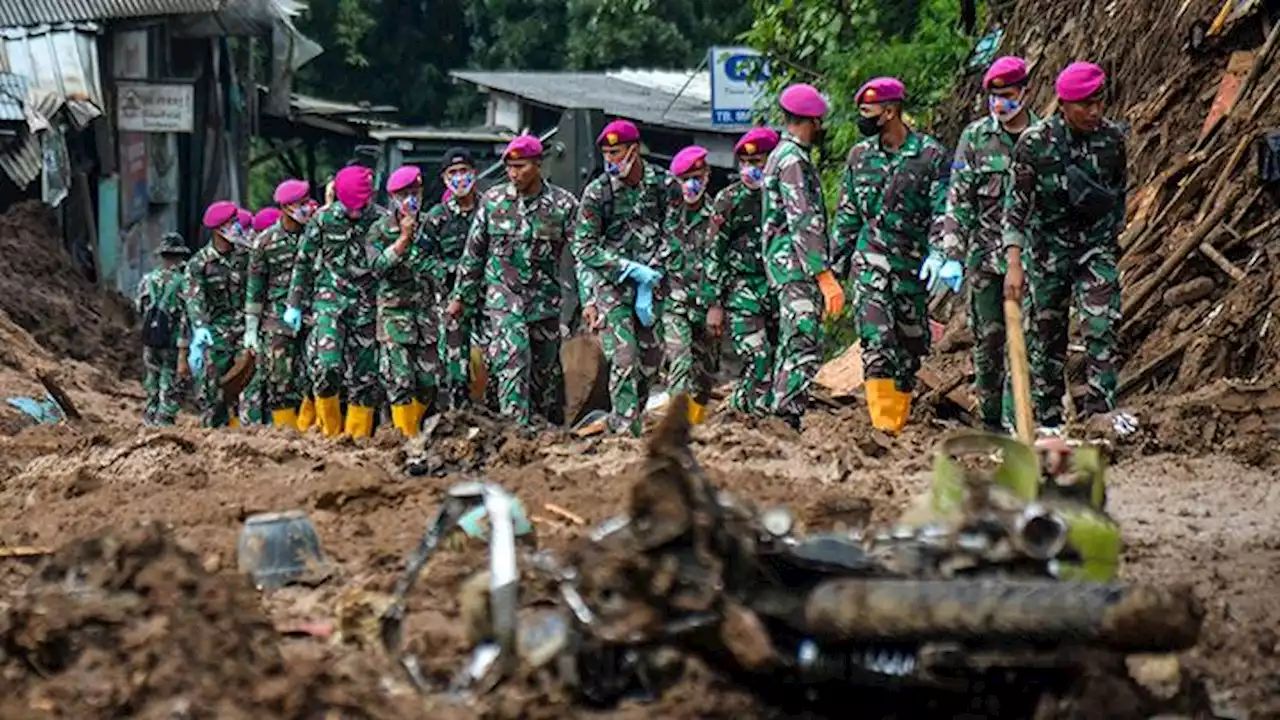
815;343;865;397
1119;345;1186;397
1163;277;1217;308
916;366;978;414
544;503;586;526
1199;52;1253;142
0;546;54;559
35;370;81;421
1198;242;1247;281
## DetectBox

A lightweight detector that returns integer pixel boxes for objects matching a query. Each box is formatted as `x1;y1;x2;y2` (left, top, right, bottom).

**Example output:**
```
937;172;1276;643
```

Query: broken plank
35;370;81;421
0;546;54;559
815;343;864;397
1119;345;1186;397
916;366;978;414
1199;242;1247;281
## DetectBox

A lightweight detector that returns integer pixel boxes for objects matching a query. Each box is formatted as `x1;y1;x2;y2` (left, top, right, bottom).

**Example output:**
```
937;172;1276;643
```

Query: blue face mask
401;195;420;215
604;147;636;177
681;177;706;203
989;94;1023;122
447;172;475;196
740;164;764;188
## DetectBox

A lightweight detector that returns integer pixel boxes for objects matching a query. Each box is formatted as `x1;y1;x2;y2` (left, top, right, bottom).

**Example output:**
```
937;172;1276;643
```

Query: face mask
740;163;764;189
812;123;828;149
219;222;244;247
400;195;420;215
681;177;706;204
989;95;1023;122
857;114;883;138
287;203;312;223
447;172;475;196
604;147;635;177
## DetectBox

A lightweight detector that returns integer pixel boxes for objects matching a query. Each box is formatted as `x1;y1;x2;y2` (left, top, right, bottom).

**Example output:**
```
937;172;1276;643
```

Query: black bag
142;278;179;349
1255;131;1280;185
1055;122;1121;224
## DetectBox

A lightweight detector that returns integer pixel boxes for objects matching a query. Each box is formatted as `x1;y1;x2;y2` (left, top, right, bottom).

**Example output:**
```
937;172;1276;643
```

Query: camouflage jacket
937;112;1039;272
422;196;478;291
135;266;186;345
455;179;579;323
662;200;716;318
832;131;950;277
761;134;828;287
1004;114;1128;251
707;180;767;309
571;162;679;311
185;243;249;345
287;201;380;321
245;220;305;333
369;210;435;344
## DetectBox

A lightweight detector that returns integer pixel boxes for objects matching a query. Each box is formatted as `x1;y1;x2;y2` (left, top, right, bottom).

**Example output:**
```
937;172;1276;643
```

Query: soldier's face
506;159;540;190
1063;95;1104;132
739;154;766;189
444;164;476;196
392;188;421;216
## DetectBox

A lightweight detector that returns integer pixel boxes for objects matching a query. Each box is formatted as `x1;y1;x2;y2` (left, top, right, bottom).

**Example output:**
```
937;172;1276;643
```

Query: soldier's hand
398;211;417;238
176;350;190;378
1004;260;1025;301
707;305;725;339
582;304;602;332
447;298;464;319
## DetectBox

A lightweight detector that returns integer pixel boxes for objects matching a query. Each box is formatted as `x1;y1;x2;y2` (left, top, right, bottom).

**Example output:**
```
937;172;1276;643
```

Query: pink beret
983;56;1028;90
504;134;544;160
734;127;779;156
597;119;640;147
1056;61;1106;102
273;178;310;205
236;209;253;230
253;207;281;232
334;166;374;212
202;201;238;229
669;145;708;177
386;165;422;193
856;77;906;105
779;83;828;118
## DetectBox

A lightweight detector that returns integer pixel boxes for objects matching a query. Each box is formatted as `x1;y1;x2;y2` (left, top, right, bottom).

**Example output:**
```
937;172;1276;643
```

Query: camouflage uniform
833;131;950;393
761;134;828;420
709;181;776;415
661;201;717;405
245;220;307;418
456;179;577;425
185;243;249;427
422;197;479;408
571;163;678;436
938;113;1039;429
1005;114;1127;426
287;202;381;408
369;211;439;408
136;264;186;425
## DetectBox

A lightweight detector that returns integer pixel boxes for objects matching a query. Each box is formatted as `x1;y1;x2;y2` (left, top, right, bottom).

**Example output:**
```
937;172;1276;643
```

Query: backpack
142;275;180;349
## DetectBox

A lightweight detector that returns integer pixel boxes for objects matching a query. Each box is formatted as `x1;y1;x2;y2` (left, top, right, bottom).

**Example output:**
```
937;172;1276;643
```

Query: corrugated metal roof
450;69;734;134
0;127;42;189
0;0;224;27
0;23;103;128
369;125;513;143
0;70;26;121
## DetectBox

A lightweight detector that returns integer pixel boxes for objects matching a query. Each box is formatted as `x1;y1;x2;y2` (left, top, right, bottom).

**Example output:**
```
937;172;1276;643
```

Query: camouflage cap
155;232;191;257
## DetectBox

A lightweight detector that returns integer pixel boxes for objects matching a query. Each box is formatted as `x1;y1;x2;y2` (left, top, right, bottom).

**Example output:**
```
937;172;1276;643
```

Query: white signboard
117;82;194;133
708;47;769;126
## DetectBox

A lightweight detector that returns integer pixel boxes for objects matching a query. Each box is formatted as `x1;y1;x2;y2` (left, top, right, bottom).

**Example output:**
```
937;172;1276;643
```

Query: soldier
571;119;678;436
708;127;779;417
832;77;950;435
762;85;845;431
186;201;251;428
245;181;313;430
136;233;192;426
662;145;717;425
1004;62;1126;431
284;165;381;438
934;57;1038;433
449;135;576;426
422;148;481;410
236;206;281;426
370;165;439;437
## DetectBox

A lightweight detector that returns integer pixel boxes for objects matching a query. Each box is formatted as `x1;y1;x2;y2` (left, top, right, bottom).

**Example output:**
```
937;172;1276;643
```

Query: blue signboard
708;47;769;127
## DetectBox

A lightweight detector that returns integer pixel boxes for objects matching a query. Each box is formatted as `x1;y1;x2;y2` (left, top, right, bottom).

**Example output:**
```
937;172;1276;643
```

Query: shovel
1004;299;1036;445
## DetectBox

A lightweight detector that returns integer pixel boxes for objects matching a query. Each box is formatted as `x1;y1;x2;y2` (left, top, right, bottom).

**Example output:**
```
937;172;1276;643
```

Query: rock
1126;654;1182;700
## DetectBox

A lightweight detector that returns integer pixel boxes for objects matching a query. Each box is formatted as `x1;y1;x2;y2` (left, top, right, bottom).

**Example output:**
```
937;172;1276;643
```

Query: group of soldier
136;53;1126;440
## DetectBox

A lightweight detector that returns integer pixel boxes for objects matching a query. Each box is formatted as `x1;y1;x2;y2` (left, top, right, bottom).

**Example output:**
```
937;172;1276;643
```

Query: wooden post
1004;299;1035;445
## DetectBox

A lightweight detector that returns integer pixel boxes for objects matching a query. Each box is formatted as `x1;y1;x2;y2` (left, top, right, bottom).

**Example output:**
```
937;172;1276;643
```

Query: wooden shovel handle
1004;299;1036;445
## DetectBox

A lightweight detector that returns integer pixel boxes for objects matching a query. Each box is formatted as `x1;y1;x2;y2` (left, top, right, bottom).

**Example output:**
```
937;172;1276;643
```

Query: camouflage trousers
724;285;777;416
856;265;930;392
600;302;662;436
378;309;440;407
438;301;475;410
660;304;716;405
196;344;238;428
312;304;381;407
486;314;565;426
244;327;307;415
968;266;1011;429
769;280;823;419
302;323;317;399
1027;238;1121;426
143;346;182;426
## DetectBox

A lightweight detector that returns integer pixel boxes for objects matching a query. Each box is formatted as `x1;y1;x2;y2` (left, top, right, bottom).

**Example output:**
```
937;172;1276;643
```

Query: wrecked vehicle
386;395;1203;711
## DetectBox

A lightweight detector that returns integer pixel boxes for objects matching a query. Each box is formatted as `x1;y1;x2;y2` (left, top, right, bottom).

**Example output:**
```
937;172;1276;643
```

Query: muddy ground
0;327;1277;718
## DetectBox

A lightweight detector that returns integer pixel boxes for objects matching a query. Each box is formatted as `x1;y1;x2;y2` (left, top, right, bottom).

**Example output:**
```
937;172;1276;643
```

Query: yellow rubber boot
272;408;299;430
228;415;240;429
344;404;375;439
468;347;487;401
864;378;896;432
316;395;343;438
686;399;707;425
391;404;418;438
889;389;912;435
409;398;426;430
296;396;316;432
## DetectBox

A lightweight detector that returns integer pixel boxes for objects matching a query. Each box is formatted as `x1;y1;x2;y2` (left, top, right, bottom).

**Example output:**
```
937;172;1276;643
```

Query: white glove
244;314;261;351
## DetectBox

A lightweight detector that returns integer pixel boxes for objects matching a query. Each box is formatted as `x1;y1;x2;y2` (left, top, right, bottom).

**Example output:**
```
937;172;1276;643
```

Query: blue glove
938;259;964;293
634;281;656;328
919;253;964;293
189;327;212;375
283;306;303;332
618;259;662;286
